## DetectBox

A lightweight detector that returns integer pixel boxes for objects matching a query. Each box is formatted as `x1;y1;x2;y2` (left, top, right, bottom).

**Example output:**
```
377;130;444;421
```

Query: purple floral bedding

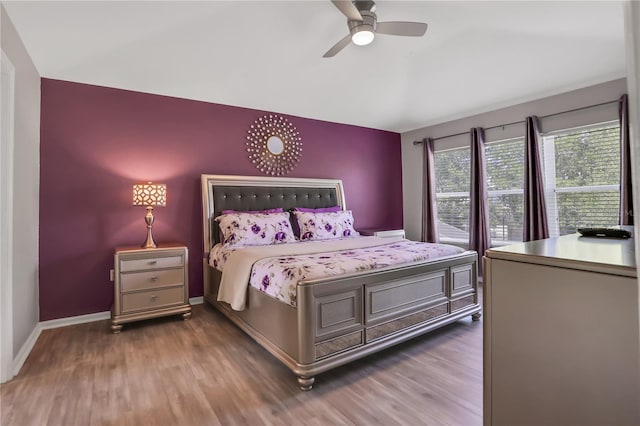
210;239;465;308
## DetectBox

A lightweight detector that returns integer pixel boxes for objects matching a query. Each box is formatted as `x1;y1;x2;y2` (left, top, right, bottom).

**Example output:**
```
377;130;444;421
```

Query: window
486;138;525;244
542;122;621;237
435;147;470;243
432;121;621;244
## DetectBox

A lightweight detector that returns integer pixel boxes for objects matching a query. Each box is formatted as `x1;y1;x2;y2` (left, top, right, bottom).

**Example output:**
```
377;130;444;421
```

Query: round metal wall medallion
246;115;303;176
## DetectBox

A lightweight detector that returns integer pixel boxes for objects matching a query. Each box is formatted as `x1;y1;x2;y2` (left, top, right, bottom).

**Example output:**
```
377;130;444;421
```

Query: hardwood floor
1;300;482;426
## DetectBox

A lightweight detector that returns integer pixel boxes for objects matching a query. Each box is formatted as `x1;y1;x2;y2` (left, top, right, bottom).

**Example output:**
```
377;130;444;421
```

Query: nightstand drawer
120;255;183;272
121;286;184;313
121;269;184;292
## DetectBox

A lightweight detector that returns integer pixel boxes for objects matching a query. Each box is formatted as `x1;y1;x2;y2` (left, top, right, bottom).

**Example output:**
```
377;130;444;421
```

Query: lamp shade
133;182;167;207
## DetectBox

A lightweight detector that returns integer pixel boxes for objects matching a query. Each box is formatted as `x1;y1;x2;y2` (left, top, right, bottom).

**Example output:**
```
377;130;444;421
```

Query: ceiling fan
323;0;428;58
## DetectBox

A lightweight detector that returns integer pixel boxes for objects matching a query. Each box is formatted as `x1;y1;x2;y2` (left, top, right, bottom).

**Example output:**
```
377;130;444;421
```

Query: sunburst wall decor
246;115;303;176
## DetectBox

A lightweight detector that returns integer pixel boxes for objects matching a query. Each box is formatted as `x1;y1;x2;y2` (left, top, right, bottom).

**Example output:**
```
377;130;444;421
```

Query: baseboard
39;299;203;331
39;311;111;331
12;324;41;377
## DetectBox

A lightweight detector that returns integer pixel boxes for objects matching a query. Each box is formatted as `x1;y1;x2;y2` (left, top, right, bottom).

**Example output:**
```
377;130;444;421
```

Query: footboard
204;252;480;390
294;251;480;389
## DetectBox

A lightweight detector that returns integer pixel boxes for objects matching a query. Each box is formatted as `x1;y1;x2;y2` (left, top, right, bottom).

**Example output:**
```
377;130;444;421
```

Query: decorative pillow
293;206;341;213
215;212;296;247
294;210;359;241
221;208;283;214
290;206;342;236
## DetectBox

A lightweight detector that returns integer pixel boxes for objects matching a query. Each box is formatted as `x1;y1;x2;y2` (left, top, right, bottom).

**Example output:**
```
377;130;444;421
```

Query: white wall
1;5;40;365
624;2;640;412
401;78;628;241
625;0;640;261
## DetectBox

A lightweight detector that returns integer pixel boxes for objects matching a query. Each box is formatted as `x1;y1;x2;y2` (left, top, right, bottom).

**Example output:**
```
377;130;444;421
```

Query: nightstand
358;228;406;238
111;243;191;333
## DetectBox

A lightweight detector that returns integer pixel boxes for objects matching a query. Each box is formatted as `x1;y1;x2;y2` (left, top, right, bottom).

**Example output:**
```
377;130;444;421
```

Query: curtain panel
421;137;440;243
523;116;550;241
469;128;491;276
620;94;634;225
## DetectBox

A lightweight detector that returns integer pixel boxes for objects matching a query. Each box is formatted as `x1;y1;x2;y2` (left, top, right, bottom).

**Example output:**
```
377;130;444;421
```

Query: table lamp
132;182;167;249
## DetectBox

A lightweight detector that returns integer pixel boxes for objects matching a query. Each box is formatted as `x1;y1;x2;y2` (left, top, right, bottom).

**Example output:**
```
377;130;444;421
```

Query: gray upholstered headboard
201;175;346;253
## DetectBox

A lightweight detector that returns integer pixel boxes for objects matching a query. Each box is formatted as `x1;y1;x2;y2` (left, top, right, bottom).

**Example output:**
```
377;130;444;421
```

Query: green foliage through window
545;124;621;235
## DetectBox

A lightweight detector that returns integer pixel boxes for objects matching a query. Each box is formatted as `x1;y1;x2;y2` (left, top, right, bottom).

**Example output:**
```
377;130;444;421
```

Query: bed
201;174;481;390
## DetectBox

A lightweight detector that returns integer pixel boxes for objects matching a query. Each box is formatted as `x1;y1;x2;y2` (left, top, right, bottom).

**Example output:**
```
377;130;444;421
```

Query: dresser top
486;231;636;277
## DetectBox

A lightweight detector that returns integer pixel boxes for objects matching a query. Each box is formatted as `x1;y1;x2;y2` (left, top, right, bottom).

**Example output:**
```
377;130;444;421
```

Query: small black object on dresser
577;228;632;238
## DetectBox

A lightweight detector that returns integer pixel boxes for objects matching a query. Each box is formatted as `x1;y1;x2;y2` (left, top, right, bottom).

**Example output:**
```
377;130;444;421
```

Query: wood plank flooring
1;299;482;426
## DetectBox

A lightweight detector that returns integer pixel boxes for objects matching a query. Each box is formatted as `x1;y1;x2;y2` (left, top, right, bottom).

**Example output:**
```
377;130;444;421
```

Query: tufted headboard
201;175;346;253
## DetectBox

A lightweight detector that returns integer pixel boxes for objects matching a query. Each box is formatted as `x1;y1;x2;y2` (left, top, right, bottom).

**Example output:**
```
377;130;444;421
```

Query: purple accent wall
39;78;402;321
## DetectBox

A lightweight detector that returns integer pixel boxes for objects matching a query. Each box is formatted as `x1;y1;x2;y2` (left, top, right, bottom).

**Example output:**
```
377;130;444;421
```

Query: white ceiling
3;1;626;133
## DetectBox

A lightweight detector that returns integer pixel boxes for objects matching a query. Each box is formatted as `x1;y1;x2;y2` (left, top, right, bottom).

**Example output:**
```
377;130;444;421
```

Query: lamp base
142;206;157;249
142;233;157;249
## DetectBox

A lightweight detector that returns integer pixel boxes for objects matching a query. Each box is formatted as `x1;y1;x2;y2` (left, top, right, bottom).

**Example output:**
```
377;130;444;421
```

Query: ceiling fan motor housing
348;10;377;37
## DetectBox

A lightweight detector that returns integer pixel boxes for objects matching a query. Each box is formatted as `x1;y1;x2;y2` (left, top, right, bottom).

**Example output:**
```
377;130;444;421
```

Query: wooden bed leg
297;375;314;391
182;312;192;320
471;312;482;321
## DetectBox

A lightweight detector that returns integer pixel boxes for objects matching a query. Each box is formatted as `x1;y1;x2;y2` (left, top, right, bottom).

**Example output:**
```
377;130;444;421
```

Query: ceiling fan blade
376;21;428;37
331;0;363;21
323;34;352;58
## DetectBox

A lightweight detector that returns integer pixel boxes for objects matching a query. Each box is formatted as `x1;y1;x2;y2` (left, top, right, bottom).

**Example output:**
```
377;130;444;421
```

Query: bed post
297;375;315;391
296;283;315;390
203;259;211;301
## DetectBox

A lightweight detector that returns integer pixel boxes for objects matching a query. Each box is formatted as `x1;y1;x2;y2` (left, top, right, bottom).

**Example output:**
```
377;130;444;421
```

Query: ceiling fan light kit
324;0;428;57
351;29;374;46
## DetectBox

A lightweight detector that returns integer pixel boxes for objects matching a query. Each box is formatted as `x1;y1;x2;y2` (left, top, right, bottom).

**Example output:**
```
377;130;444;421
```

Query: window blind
485;139;525;243
435;147;470;241
542;123;621;236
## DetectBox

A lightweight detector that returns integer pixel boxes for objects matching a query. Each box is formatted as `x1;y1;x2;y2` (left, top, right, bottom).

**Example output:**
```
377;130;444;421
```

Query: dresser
483;233;640;426
111;243;191;333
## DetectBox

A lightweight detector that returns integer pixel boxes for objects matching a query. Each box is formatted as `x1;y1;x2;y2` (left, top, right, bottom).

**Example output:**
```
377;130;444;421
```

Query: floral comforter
210;238;465;308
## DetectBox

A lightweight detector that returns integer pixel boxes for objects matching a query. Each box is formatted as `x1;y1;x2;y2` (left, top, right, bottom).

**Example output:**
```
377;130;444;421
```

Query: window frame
541;120;621;237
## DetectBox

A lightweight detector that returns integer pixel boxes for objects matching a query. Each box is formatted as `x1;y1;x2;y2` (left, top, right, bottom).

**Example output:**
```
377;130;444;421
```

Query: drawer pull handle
150;276;158;281
148;260;158;265
150;295;158;301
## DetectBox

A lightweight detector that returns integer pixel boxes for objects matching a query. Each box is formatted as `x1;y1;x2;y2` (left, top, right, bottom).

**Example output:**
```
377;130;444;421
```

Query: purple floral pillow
215;212;296;247
294;210;360;241
291;206;342;236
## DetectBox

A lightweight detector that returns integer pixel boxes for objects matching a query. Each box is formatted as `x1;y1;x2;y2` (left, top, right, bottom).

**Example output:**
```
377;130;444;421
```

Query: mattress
210;237;465;309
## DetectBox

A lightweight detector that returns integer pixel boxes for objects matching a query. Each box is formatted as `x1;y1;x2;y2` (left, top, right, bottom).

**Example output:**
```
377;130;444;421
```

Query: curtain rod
412;98;620;145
